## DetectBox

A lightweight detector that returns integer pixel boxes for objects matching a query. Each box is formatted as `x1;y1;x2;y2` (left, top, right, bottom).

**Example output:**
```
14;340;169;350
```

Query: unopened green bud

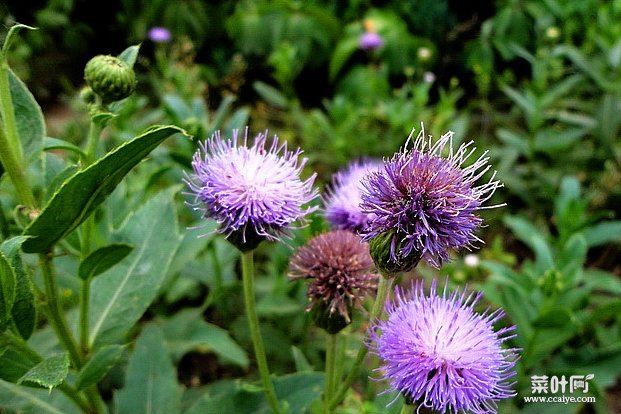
79;86;97;106
369;230;421;278
84;55;136;104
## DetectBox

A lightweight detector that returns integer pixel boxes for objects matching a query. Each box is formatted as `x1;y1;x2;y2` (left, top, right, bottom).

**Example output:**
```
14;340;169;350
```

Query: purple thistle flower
370;279;518;413
360;126;502;270
289;230;378;332
147;26;172;43
185;128;318;250
359;31;384;51
323;160;382;233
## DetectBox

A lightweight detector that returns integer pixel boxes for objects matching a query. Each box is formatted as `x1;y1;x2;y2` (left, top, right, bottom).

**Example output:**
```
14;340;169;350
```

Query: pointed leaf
0;236;35;339
17;353;69;390
159;308;248;368
9;69;45;161
118;44;141;68
89;188;182;346
75;345;125;390
114;324;182;414
78;243;134;280
0;251;16;333
0;378;80;414
21;125;185;253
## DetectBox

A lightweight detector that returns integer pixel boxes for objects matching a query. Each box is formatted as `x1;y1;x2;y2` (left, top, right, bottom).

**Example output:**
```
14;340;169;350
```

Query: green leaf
2;24;37;53
114;324;182;414
533;307;573;328
159;308;248;369
582;220;621;247
17;353;69;390
89;188;182;346
118;44;141;68
9;69;45;161
43;137;86;159
78;243;134;280
75;344;125;390
0;251;16;333
21;125;185;253
0;378;81;414
185;372;324;414
291;346;313;372
0;236;35;339
252;81;288;109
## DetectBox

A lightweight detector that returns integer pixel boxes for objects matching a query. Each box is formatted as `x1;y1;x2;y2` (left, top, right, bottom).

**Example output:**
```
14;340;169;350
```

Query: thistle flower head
185;128;318;250
370;279;518;413
323;160;382;233
288;230;378;332
359;31;384;51
148;26;172;43
360;126;502;270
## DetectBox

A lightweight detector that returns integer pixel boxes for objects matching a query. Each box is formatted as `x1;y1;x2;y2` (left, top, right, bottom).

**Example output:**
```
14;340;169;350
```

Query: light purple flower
359;31;384;51
148;26;172;43
323;160;382;233
370;279;518;413
360;126;502;269
288;230;377;329
185;128;318;250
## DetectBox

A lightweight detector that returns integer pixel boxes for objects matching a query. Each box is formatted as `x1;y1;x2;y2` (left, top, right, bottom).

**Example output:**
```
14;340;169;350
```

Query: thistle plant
330;125;504;410
369;280;519;413
185;128;318;414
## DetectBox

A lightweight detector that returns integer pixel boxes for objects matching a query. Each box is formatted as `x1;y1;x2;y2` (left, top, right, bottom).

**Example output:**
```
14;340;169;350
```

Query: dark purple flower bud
323;160;382;233
184;128;318;251
148;26;172;43
369;279;519;413
288;230;378;333
360;126;503;270
359;31;384;51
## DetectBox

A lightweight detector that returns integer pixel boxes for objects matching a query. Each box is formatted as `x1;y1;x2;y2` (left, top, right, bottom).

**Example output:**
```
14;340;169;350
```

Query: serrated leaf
17;353;69;390
78;243;134;280
159;308;248;368
75;344;125;390
21;125;185;253
0;236;35;339
0;378;81;414
0;251;16;333
89;188;182;346
114;324;182;414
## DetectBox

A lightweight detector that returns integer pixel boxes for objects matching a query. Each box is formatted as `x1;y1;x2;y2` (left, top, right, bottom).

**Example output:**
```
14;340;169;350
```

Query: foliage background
0;0;620;413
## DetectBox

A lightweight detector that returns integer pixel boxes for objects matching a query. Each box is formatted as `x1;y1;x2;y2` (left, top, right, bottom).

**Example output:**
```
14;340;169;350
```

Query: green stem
84;118;102;164
241;250;282;414
0;125;35;208
79;278;91;353
323;333;337;414
330;275;393;410
4;332;92;413
40;253;84;369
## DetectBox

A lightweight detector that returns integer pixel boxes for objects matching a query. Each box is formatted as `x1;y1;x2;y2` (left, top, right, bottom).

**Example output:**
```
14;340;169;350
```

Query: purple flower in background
148;26;172;43
370;280;518;413
323;160;382;233
359;31;384;51
360;126;502;269
185;128;318;250
288;230;377;331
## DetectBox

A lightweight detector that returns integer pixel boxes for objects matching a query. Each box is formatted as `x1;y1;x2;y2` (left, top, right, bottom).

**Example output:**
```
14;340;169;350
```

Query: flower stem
329;275;392;410
40;253;84;369
241;250;282;414
323;333;338;414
